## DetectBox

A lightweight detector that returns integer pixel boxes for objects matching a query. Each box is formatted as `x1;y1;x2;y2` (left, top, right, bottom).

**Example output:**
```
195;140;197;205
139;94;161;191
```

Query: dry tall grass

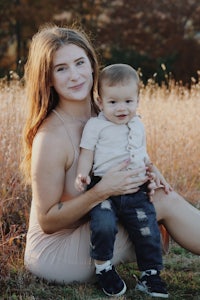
0;80;30;279
0;77;200;282
139;78;200;204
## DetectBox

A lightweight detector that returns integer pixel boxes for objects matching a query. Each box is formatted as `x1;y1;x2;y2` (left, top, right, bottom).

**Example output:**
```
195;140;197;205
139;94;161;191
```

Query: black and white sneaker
135;269;169;298
96;264;127;297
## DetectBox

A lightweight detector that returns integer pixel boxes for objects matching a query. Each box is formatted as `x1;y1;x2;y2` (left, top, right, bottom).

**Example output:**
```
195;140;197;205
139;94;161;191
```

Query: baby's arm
75;148;94;192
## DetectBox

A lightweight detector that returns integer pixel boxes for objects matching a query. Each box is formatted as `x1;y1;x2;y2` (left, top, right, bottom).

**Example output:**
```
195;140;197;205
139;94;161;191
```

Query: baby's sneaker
135;269;169;298
96;264;126;297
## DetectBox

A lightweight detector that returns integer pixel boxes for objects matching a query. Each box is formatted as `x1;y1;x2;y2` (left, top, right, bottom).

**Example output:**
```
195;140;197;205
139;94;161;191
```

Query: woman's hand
97;160;148;198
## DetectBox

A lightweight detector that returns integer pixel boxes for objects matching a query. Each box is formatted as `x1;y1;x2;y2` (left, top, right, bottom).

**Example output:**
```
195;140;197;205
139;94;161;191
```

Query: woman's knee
153;189;181;221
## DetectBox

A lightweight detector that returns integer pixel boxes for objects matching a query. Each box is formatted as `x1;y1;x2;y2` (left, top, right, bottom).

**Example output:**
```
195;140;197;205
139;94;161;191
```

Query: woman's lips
69;82;85;91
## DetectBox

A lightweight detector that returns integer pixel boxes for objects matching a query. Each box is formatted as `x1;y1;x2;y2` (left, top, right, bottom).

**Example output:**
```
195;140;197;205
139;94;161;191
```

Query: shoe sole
103;280;127;297
135;283;169;298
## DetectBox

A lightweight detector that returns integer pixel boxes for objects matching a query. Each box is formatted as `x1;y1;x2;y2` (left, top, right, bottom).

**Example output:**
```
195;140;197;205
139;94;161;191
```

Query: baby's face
99;79;138;125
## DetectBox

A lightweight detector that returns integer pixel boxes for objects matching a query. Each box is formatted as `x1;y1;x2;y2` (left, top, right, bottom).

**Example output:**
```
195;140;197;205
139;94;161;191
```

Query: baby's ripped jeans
88;177;163;271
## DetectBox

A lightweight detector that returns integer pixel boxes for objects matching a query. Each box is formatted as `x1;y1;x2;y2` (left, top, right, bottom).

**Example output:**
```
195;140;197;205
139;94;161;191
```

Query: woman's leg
153;188;200;255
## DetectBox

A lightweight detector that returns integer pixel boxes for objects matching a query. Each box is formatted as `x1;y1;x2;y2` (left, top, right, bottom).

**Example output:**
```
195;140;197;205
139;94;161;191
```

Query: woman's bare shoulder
34;113;67;146
32;113;73;168
38;112;63;134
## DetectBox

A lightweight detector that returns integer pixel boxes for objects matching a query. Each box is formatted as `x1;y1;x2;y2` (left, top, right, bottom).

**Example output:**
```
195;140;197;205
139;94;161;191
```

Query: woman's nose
69;66;79;80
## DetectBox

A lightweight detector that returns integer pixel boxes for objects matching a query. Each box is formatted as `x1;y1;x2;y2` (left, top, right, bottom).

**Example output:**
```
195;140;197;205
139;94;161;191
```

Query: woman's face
51;44;93;103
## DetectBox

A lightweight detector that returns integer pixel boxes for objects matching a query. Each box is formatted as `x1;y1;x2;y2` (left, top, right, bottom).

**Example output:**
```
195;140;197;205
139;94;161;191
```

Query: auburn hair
21;24;99;183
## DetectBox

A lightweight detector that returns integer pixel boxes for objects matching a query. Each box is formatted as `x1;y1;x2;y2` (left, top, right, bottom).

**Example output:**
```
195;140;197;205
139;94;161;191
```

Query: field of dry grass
0;77;200;299
139;78;200;204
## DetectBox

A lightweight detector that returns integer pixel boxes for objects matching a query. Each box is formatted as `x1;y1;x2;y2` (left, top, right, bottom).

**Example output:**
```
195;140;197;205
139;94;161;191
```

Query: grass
1;243;200;299
0;75;200;299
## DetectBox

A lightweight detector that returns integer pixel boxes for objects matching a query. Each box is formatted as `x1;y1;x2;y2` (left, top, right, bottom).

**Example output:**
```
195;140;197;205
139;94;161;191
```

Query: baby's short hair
98;63;139;95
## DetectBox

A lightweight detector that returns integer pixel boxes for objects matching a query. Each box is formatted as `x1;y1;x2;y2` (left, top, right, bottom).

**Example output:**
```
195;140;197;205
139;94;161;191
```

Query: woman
21;24;200;287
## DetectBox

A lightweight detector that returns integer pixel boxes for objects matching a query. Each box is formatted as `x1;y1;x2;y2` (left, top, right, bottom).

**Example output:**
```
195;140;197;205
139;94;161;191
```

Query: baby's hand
146;163;173;196
74;174;91;192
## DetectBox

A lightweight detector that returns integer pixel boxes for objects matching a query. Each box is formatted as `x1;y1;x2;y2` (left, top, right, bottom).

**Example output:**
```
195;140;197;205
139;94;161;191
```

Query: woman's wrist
91;180;109;203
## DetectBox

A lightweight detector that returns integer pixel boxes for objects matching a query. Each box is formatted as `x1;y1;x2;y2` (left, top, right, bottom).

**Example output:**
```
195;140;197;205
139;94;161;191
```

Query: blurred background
0;0;200;85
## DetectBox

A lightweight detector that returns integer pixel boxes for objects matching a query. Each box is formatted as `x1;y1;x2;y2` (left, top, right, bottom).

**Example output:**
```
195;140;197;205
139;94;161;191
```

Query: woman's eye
56;66;67;72
77;60;85;66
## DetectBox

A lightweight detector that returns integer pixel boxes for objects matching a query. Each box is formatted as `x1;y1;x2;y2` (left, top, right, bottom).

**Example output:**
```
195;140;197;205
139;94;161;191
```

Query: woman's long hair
21;24;99;183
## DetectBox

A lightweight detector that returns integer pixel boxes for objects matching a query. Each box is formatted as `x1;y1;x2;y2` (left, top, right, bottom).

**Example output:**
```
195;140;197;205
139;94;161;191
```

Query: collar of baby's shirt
128;114;141;123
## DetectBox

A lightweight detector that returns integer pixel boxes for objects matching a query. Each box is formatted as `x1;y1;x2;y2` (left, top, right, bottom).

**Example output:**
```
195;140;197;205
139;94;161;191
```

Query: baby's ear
95;96;103;111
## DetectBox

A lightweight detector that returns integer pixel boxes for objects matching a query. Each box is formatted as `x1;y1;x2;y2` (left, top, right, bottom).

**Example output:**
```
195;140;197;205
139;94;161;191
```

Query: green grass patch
1;242;200;299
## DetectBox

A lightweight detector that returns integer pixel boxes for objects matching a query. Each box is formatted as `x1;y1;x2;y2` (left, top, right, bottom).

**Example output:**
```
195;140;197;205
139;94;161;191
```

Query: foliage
0;0;200;84
102;48;177;85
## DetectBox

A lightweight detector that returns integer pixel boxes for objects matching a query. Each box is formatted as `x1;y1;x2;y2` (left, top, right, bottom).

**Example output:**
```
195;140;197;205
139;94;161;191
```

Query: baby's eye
109;100;116;104
126;100;133;103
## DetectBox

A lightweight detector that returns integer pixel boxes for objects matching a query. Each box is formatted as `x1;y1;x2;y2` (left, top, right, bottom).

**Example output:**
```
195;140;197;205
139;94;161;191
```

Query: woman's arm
32;130;103;233
32;129;148;234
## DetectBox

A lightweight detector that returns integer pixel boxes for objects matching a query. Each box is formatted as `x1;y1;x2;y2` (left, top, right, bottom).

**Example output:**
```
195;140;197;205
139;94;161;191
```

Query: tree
0;0;200;84
92;0;200;83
